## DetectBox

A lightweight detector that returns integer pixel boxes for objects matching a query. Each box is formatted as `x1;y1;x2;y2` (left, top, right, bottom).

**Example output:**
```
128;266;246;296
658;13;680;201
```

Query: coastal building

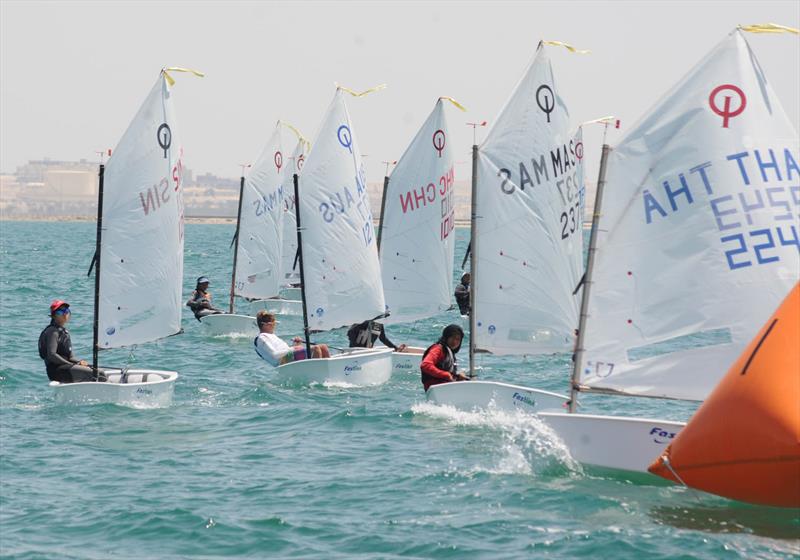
1;157;593;223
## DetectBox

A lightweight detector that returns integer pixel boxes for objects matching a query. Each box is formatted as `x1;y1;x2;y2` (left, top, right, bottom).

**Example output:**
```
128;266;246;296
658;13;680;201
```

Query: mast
569;144;611;412
91;163;105;372
468;144;478;376
229;174;246;314
376;174;390;254
293;173;312;356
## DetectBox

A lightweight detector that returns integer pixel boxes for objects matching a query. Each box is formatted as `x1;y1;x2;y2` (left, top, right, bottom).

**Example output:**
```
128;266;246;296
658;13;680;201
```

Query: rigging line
741;318;778;376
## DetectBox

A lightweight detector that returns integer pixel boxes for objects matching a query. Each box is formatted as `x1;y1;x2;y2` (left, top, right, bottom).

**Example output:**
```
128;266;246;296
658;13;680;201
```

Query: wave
411;401;581;477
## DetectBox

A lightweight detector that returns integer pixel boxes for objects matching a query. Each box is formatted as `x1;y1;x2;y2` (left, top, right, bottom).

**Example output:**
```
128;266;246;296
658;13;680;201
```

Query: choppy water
1;221;797;559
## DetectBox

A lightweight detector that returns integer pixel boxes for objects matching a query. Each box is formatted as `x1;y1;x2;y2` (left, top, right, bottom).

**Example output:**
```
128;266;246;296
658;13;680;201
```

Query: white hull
427;380;568;414
244;298;303;316
391;346;425;374
50;368;177;407
200;313;258;337
539;412;686;474
274;348;393;386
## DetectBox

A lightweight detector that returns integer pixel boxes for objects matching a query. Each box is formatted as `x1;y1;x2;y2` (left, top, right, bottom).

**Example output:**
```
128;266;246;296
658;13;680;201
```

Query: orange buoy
648;283;800;508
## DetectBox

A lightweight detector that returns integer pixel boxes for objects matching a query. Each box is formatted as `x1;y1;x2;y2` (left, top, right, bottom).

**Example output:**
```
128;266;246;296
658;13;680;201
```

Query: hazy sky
1;0;798;184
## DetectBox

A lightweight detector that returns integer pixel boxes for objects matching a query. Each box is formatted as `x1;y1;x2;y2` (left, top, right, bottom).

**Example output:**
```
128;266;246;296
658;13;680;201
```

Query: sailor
454;272;471;316
186;276;224;321
254;311;330;366
347;320;407;352
420;324;470;391
38;300;107;383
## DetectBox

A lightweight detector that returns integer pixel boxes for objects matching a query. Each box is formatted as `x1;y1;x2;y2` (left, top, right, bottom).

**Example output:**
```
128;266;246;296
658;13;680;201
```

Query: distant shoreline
1;216;593;229
0;215;476;227
1;215;237;224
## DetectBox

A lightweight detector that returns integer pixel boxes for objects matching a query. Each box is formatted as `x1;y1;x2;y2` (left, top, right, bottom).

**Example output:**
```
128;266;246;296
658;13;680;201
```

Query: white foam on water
211;332;253;340
195;386;223;407
412;401;581;476
319;380;360;389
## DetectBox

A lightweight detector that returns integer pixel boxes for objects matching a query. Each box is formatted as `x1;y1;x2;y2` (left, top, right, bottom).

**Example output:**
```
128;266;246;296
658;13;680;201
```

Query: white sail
299;89;385;330
474;44;585;355
234;124;285;300
99;72;185;348
581;30;799;400
281;140;307;286
380;99;457;324
298;89;385;331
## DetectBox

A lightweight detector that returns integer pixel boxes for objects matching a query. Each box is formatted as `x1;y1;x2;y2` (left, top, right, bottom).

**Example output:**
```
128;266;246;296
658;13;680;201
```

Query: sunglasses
54;308;71;316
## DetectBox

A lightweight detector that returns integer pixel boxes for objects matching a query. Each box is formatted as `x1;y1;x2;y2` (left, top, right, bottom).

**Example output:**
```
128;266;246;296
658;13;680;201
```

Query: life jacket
347;321;381;348
420;341;456;388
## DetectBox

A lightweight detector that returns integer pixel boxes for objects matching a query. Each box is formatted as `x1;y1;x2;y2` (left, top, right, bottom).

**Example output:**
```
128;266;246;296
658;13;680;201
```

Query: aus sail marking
337;125;352;153
433;130;446;158
709;84;746;128
157;123;172;158
536;85;555;123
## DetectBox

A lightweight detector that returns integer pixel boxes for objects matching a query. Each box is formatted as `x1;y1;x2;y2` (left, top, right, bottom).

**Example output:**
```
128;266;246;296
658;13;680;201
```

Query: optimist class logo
337;125;353;153
709;84;746;128
274;151;283;173
536;85;555;123
432;130;445;157
157;123;172;159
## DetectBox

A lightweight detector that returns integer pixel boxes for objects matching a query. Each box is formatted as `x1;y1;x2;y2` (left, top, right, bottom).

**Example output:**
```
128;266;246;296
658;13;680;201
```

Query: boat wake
211;332;254;340
318;380;361;390
411;401;581;476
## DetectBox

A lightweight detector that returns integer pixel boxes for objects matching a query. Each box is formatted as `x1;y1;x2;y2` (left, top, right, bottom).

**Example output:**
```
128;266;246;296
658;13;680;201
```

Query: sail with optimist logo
233;122;287;303
296;88;386;332
427;42;586;413
53;68;200;406
379;98;458;325
99;71;186;348
576;28;799;401
281;139;308;287
473;42;586;356
539;27;799;474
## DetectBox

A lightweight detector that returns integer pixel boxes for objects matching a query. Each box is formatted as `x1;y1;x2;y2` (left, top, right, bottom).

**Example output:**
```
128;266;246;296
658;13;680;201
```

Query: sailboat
539;27;799;473
50;68;201;406
274;86;393;386
373;97;463;372
201;123;302;336
426;42;586;413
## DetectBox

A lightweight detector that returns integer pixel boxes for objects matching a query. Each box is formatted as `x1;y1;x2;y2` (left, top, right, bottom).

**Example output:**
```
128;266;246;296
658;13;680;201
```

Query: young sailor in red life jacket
420;324;471;391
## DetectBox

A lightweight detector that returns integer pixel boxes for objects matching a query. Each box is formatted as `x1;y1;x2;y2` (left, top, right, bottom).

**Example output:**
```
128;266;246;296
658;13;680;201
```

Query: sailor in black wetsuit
347;321;407;351
38;300;106;383
454;272;471;316
186;276;224;321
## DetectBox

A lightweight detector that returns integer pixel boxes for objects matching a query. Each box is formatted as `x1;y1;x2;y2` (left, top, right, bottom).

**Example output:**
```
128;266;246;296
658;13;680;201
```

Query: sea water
1;221;797;559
